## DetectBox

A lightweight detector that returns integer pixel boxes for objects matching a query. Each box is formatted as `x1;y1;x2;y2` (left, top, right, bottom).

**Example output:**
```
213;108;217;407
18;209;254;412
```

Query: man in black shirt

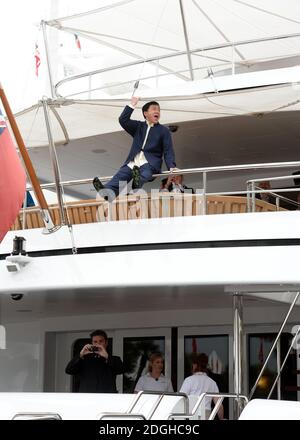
65;329;123;393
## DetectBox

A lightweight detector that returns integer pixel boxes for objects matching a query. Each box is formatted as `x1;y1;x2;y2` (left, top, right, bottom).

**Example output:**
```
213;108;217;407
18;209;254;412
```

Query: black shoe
132;166;140;190
93;177;104;192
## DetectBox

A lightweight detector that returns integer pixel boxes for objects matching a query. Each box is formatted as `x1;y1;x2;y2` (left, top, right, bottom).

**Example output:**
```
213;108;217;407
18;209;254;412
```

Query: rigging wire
42;100;78;253
211;0;300;54
51;137;78;254
192;0;246;61
233;0;300;26
132;0;170;96
24;102;41;146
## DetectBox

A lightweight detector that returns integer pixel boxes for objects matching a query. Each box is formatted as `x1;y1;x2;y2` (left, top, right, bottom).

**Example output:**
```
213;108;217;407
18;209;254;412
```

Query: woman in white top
134;352;173;393
180;353;224;420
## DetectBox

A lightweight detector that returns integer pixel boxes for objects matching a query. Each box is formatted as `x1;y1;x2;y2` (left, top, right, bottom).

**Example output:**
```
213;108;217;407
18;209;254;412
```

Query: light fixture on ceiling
168;125;179;133
92;148;107;154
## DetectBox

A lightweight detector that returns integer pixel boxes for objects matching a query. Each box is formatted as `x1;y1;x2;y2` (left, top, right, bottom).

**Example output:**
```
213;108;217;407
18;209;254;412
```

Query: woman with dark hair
180;353;224;419
134;352;173;393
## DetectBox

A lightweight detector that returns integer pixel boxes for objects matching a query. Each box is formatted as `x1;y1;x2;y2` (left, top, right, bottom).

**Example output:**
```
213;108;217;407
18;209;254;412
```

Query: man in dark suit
93;97;177;199
65;329;123;393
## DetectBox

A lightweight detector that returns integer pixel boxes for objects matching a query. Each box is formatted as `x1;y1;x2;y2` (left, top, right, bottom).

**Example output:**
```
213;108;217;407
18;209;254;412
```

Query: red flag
74;34;81;51
0;109;26;242
34;44;41;76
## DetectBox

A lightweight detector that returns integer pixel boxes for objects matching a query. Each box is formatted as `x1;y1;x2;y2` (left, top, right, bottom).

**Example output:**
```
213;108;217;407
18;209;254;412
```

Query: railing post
233;293;244;419
41;21;56;99
251;181;256;212
42;98;66;226
246;181;251;212
202;171;207;215
276;339;281;400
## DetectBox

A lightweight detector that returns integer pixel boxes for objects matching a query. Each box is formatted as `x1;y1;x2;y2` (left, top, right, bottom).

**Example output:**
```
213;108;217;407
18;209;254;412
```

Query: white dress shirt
127;120;154;169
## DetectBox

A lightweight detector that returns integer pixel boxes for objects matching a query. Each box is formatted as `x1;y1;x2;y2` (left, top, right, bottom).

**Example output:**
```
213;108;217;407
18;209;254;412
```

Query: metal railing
28;161;300;191
25;160;300;230
12;412;62;420
267;325;300;399
249;291;300;400
98;412;146;420
168;392;249;420
247;174;300;212
130;390;189;420
50;29;300;99
98;391;189;420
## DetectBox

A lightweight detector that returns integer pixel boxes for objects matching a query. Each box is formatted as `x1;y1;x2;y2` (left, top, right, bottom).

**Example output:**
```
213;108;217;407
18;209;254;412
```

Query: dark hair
161;178;168;186
192;353;208;373
142;101;160;118
90;329;108;341
148;352;164;372
292;171;300;186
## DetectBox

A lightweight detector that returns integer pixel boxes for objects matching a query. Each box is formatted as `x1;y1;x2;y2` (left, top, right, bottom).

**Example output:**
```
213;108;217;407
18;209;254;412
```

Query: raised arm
118;96;140;137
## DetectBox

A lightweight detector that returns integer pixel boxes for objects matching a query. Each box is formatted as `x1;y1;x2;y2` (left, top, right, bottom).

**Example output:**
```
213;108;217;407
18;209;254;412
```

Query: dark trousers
103;163;154;198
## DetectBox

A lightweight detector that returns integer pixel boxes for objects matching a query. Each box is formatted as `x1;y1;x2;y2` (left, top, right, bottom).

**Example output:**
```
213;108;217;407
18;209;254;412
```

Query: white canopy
11;1;300;148
44;0;300;98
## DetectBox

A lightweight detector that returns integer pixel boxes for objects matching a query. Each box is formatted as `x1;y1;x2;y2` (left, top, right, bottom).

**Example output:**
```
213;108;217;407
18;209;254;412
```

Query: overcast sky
0;0;103;112
0;1;50;111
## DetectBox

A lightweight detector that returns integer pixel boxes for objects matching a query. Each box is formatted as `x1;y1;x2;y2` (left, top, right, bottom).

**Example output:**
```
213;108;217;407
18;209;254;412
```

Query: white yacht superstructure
1;0;300;420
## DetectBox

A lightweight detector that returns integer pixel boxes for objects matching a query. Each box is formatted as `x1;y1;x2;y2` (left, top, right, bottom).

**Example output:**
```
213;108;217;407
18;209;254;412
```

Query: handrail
247;175;300;184
127;391;189;419
249;291;300;399
26;160;300;191
247;174;300;212
168;392;248;420
248;187;300;212
98;412;145;420
53;30;300;97
12;412;62;420
21;160;300;224
267;325;300;399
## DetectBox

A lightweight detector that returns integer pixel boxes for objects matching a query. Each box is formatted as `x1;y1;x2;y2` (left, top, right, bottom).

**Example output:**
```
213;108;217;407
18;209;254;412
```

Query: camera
89;345;99;352
11;294;24;301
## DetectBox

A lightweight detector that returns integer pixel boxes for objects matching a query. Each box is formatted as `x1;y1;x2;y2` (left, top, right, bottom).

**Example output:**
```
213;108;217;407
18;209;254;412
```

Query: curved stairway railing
169;392;249;420
98;391;189;421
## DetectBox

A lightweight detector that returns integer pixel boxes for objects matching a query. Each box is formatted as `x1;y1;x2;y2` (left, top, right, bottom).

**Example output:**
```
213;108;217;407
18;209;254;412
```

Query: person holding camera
65;329;123;393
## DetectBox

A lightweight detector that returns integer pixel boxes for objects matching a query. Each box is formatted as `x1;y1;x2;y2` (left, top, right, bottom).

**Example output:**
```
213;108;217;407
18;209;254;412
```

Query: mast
0;84;57;233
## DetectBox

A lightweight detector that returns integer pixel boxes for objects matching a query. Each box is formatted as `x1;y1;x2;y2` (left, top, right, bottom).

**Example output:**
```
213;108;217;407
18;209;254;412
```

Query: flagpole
0;84;58;233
